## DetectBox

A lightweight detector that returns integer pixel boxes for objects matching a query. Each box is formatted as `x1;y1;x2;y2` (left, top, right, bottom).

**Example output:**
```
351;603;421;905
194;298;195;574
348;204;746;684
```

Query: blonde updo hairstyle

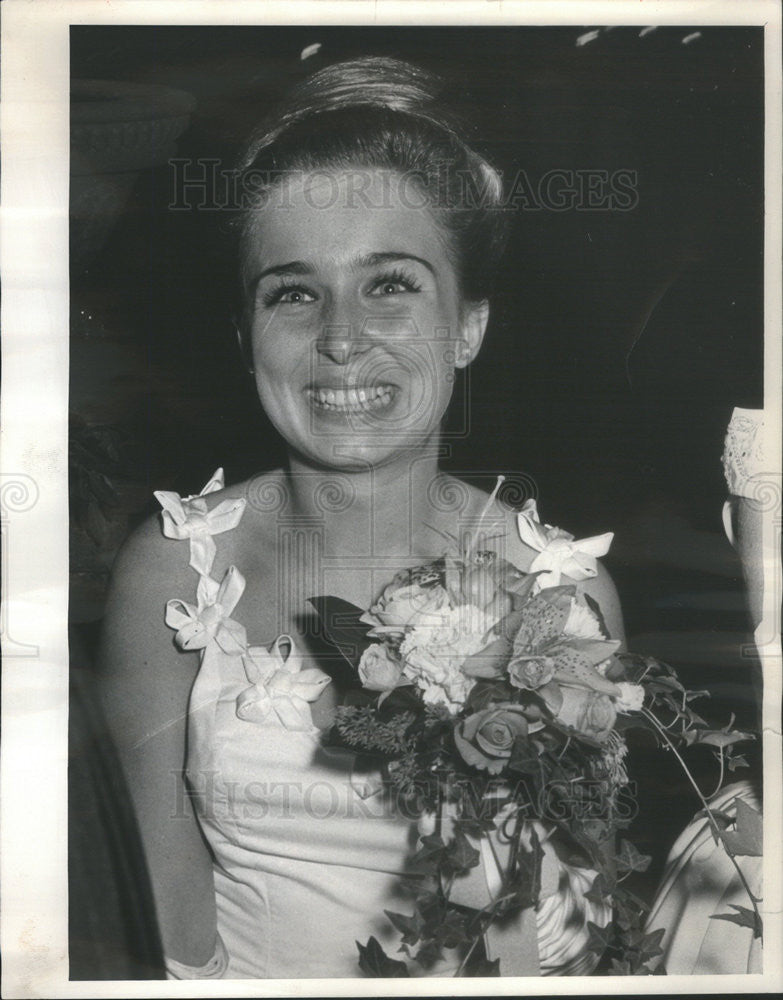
235;56;509;305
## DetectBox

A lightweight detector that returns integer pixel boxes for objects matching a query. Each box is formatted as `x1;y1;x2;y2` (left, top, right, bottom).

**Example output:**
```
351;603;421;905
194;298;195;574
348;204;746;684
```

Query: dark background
68;24;763;977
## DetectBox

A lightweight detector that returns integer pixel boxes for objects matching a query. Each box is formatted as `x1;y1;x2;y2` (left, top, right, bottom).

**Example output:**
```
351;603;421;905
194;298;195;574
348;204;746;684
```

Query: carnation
399;604;494;711
614;682;645;713
563;598;604;640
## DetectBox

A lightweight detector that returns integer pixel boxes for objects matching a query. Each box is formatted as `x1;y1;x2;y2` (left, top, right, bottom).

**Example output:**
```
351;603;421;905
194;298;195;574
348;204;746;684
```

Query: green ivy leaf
682;727;755;749
356;936;410;977
615;839;652;874
414;888;444;927
622;925;665;960
720;799;763;857
384;909;423;946
414;939;445;969
435;909;470;949
613;887;648;933
410;834;446;876
710;904;763;939
443;828;481;876
727;752;750;772
585;919;614;957
646;675;685;695
585;872;614;906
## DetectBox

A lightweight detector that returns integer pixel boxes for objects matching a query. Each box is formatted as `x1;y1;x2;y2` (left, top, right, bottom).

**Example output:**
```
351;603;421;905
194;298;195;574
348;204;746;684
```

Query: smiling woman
97;55;626;980
241;168;488;469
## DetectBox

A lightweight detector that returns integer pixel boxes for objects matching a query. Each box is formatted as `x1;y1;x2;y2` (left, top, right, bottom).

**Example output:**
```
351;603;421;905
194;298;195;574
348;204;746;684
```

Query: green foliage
356;937;410;977
333;706;416;755
615;839;652;875
711;904;763;939
720;799;763;858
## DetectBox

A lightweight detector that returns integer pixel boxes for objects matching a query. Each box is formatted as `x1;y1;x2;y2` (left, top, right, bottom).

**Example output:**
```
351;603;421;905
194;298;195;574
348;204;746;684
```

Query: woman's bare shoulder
112;466;285;583
110;508;190;593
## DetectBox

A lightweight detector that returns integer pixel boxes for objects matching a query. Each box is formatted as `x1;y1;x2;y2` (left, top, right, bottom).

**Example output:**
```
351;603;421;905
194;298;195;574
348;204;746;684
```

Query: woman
97;56;624;979
643;406;767;974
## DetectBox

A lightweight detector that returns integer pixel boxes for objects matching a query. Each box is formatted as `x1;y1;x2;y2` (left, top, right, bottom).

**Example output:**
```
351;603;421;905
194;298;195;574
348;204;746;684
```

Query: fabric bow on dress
155;467;246;576
516;499;613;589
166;565;248;655
237;635;331;733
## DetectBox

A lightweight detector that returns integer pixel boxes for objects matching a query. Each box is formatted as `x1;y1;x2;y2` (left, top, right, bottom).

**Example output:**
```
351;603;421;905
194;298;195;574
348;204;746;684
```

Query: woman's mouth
305;384;397;413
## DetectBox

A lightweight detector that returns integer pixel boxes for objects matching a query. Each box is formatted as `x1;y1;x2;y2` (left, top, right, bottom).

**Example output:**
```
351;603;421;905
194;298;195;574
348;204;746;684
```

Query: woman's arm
96;517;218;968
580;561;626;647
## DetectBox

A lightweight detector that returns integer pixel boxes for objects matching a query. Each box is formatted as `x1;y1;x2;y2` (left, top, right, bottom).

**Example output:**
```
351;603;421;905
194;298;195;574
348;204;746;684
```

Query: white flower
357;643;404;692
165;566;247;654
155;468;246;576
563;598;604;640
516;499;613;589
398;603;494;711
237;636;331;732
615;682;645;713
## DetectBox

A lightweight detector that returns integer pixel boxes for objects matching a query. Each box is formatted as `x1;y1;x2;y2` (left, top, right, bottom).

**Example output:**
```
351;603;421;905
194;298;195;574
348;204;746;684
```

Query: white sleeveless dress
155;471;611;980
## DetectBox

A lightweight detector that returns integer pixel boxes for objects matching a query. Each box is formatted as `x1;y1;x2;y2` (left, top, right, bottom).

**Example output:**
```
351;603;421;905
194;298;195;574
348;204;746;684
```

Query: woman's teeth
307;385;395;412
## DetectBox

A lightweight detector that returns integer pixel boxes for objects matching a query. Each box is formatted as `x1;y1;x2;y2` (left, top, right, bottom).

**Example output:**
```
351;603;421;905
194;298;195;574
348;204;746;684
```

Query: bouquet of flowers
310;483;760;977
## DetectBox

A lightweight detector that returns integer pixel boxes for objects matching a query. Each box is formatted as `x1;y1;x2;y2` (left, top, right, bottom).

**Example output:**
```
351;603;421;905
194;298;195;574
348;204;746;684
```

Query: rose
363;582;450;629
508;653;556;690
357;643;404;692
552;685;617;741
454;703;531;774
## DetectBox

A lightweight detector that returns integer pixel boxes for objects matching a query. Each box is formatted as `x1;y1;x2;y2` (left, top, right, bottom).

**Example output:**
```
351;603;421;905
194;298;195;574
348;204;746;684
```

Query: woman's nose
315;303;372;365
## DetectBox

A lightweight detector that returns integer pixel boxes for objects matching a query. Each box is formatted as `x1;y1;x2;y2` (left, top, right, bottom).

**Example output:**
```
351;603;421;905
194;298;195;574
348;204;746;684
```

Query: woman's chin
297;430;437;472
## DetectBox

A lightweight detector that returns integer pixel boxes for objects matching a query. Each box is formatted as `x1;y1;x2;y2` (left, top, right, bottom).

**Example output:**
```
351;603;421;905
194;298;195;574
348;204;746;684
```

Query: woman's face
242;169;488;471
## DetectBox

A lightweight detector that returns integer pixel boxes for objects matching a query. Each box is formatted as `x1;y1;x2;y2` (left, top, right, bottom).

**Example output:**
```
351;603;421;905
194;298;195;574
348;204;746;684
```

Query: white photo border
1;1;781;996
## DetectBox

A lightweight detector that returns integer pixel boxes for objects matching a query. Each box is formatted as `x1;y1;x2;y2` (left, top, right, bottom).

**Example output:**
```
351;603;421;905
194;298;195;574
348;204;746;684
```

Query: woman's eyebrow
249;251;435;292
356;251;436;275
253;260;313;283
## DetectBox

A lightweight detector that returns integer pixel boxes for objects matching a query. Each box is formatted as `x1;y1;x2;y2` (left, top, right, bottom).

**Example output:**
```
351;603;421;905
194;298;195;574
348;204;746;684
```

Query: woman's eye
368;274;421;297
263;285;316;307
279;289;313;304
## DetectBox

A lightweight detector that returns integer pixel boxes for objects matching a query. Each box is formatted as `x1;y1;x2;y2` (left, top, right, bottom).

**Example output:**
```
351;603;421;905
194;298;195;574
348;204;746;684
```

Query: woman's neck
282;442;459;561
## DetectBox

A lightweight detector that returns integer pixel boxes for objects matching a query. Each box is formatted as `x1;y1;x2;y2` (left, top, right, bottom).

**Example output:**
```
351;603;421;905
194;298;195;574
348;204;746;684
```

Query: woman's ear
234;312;255;374
455;300;490;368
